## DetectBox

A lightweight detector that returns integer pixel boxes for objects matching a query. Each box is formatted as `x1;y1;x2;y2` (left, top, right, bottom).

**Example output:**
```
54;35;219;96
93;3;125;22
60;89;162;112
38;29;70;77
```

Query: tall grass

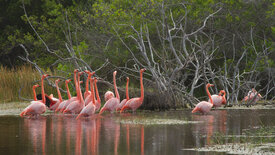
0;66;59;102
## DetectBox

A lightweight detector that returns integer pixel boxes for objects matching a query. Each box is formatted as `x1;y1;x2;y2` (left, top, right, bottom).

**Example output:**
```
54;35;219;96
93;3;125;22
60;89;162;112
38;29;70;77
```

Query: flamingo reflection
192;110;228;145
24;117;47;155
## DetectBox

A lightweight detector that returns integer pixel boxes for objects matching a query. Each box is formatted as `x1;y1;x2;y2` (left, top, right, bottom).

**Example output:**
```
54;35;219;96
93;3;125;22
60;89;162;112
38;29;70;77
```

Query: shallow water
0;109;275;155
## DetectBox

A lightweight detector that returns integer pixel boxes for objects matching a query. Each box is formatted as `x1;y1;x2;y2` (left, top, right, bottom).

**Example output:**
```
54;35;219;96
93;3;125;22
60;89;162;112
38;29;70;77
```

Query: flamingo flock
20;68;262;117
20;69;146;118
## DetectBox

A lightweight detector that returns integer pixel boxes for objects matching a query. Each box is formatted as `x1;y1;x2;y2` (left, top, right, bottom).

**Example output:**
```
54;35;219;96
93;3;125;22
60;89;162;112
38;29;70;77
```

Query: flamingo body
209;95;223;107
120;98;143;112
76;103;96;119
20;101;46;117
99;98;120;114
116;99;127;111
192;101;212;114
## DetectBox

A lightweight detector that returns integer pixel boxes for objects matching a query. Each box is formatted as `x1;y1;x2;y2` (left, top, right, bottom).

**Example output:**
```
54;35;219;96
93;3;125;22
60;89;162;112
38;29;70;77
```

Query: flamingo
208;90;226;108
84;72;96;106
104;91;114;102
32;84;40;101
116;77;129;111
84;70;93;100
192;83;214;114
242;88;262;104
93;77;101;111
20;74;49;117
60;70;80;112
120;69;146;113
76;78;96;119
49;79;63;111
63;72;85;114
56;79;71;112
99;71;120;114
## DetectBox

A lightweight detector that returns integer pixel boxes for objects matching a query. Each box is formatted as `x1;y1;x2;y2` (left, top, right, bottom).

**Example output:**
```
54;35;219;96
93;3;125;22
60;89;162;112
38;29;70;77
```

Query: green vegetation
0;0;274;105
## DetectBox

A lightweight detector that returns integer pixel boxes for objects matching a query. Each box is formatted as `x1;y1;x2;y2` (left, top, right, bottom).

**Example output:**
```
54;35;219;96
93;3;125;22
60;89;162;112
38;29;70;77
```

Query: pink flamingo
192;83;214;114
116;77;129;111
56;79;71;112
60;70;80;112
209;90;226;108
63;72;85;114
20;74;49;117
84;72;96;106
32;84;40;101
84;70;93;100
120;69;146;113
104;91;114;102
49;79;63;111
94;77;101;111
99;71;120;114
242;88;262;103
76;78;96;119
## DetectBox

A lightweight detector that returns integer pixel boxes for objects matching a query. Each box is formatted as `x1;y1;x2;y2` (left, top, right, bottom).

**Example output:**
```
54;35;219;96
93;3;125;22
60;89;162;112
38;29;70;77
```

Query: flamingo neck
140;71;144;101
56;81;62;102
206;85;213;105
85;74;91;93
41;77;46;104
114;73;120;100
78;75;84;105
65;82;71;99
90;78;96;105
222;92;226;103
33;86;37;101
74;72;79;99
126;79;129;100
94;80;101;103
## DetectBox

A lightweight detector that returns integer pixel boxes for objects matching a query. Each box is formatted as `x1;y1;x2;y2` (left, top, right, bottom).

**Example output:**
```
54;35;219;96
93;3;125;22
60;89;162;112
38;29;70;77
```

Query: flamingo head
258;93;262;98
126;77;129;82
66;79;72;83
93;77;97;83
78;72;84;76
206;83;214;88
74;69;79;73
33;84;40;89
42;74;50;79
252;88;256;92
91;71;96;76
113;71;117;76
219;90;226;96
140;68;146;72
79;81;83;85
84;70;90;74
55;79;61;83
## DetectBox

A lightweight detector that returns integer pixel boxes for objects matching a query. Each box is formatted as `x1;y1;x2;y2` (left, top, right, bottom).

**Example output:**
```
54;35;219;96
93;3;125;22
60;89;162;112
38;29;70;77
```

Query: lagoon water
0;109;275;155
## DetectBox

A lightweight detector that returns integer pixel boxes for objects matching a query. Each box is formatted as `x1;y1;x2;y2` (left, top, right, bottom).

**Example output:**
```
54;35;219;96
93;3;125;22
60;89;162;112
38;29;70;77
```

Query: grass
0;65;64;102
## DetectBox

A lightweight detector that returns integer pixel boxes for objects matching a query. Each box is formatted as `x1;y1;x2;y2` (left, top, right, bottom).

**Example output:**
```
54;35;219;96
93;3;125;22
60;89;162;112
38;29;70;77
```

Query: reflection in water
4;110;273;154
23;117;46;155
192;110;228;146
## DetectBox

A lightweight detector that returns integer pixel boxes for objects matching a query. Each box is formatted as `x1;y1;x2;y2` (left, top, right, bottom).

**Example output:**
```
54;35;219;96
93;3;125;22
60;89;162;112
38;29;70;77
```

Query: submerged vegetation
191;126;275;154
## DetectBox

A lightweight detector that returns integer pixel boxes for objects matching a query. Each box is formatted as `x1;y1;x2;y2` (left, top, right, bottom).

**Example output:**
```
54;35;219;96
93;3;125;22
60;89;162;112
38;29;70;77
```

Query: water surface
0;109;275;155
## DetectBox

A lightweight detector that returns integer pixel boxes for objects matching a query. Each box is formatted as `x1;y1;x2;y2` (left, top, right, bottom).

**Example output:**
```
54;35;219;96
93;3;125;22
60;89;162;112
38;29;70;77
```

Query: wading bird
192;83;214;114
120;69;145;113
99;71;120;114
116;77;129;111
209;90;226;108
242;88;262;104
76;77;96;119
20;74;49;117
